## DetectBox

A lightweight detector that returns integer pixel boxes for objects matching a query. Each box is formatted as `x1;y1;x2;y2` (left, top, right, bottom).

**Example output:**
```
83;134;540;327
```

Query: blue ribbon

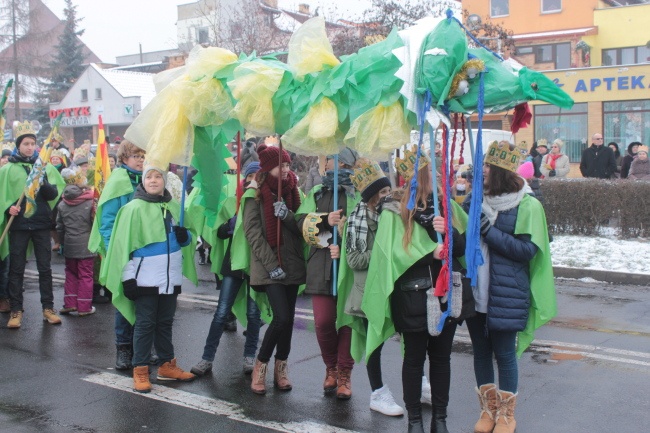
179;166;188;227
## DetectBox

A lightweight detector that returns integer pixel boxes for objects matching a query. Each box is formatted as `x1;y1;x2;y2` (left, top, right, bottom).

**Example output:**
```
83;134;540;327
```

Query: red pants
312;294;353;370
64;257;94;313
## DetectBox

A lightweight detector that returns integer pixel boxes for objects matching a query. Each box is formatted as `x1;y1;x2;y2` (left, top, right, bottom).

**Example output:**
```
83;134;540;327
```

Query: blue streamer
332;154;339;297
179;166;188;227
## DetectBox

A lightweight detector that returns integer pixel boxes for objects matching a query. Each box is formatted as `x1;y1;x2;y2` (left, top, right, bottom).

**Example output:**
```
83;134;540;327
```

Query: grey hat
328;147;359;167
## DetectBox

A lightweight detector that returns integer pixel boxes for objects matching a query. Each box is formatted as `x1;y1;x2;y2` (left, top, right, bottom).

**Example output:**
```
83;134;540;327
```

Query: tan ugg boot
251;359;268;395
474;383;497;433
273;359;292;391
493;390;517;433
133;366;152;393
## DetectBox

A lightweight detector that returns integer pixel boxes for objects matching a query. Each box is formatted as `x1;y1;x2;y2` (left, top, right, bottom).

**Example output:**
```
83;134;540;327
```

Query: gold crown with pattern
51;149;66;160
13;120;38;139
395;146;429;180
73;147;90;161
485;140;528;173
2;141;15;152
638;145;649;154
53;132;65;143
61;166;86;185
350;160;386;193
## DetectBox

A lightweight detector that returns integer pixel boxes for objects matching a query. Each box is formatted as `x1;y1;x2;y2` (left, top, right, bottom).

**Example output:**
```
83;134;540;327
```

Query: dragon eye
531;82;539;91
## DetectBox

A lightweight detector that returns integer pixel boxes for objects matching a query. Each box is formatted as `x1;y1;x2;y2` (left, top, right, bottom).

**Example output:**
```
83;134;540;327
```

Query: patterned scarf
259;171;301;248
346;201;378;253
316;169;356;201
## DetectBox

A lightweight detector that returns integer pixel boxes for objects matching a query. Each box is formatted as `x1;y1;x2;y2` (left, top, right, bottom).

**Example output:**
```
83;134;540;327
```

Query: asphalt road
0;254;648;433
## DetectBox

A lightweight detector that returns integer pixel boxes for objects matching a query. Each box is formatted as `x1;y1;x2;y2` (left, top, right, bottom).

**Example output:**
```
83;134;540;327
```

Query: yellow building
462;0;650;169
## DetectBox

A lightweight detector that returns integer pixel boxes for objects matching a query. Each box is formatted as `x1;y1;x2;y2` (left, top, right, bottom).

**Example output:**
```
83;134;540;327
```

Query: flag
22;113;63;218
0;79;13;132
94;115;111;200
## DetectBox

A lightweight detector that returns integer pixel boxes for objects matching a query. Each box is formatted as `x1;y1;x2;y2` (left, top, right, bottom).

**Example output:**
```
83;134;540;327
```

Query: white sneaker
421;376;432;405
369;385;404;416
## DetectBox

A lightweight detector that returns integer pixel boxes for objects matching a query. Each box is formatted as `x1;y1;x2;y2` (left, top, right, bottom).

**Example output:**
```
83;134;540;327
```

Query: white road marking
83;372;359;433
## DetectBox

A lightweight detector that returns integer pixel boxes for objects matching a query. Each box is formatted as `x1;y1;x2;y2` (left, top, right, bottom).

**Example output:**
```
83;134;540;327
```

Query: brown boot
474;383;497;433
43;308;62;325
274;359;292;391
133;365;152;393
251;359;267;395
323;366;337;391
336;367;352;400
7;311;22;329
493;390;517;433
156;358;195;382
0;298;10;313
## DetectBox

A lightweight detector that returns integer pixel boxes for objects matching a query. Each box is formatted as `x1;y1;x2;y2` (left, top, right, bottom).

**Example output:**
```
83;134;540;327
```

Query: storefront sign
49;106;91;128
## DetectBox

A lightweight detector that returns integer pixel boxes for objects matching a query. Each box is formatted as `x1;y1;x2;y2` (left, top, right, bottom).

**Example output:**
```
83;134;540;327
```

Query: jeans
63;257;94;312
367;342;384;391
466;313;518;393
115;309;134;346
7;229;53;311
312;294;353;370
257;284;298;363
0;255;9;299
402;320;458;411
201;276;262;361
132;294;177;366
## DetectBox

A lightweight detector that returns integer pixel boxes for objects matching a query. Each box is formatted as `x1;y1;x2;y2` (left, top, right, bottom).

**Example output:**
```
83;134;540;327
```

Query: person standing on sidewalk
0;122;65;328
579;133;617;179
469;140;555;433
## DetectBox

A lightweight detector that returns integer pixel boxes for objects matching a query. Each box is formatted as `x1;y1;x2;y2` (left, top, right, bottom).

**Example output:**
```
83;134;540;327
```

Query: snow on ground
550;235;650;275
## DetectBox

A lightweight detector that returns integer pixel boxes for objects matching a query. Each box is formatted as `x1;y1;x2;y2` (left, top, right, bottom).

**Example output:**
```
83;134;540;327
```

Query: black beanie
16;134;37;148
361;176;391;203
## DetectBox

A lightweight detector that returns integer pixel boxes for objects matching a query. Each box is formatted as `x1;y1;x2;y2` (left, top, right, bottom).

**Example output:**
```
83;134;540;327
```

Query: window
534;103;588;163
542;0;562;13
81;89;88;101
490;0;509;17
534;43;571;69
515;46;534;55
602;46;650;66
95;88;102;100
604;100;650;148
196;27;209;44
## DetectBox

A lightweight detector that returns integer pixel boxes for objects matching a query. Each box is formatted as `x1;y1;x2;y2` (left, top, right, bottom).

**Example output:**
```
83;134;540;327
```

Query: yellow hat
395;146;429;181
485;140;528;173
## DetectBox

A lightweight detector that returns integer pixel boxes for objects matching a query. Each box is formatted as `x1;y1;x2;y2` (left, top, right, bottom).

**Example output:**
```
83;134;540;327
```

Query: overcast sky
43;0;373;63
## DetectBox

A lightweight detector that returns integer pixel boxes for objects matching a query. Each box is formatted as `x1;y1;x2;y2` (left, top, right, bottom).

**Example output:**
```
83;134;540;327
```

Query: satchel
400;277;433;291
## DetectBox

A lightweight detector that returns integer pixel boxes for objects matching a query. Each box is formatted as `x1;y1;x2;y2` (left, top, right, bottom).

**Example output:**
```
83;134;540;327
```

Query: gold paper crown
61;166;86;185
51;149;66;160
350;160;386;193
485;140;528;173
53;132;65;143
638;145;649;154
2;142;15;152
74;147;89;161
302;212;331;248
395;146;429;180
536;138;548;148
13;121;37;138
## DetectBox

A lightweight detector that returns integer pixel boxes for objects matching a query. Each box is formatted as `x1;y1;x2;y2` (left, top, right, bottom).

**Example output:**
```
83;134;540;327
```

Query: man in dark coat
579;133;617;179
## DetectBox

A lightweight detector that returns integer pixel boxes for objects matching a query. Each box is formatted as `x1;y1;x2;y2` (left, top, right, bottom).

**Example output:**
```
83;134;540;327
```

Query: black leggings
256;284;298;363
402;321;458;411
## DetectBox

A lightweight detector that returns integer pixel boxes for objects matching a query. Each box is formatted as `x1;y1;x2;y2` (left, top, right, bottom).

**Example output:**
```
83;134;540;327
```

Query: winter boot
42;308;62;324
336;368;352;400
92;284;109;304
273;359;292;391
431;406;449;433
156;358;195;381
7;311;22;329
493;390;517;433
133;365;151;393
115;344;133;370
407;406;425;433
323;366;337;391
251;359;268;395
474;383;497;433
0;298;10;313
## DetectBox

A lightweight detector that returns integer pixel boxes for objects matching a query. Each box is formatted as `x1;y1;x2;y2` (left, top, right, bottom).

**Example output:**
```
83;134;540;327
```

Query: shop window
534;103;588;162
81;89;88;101
601;46;650;66
95;88;102;100
604;100;650;148
534;43;571;69
196;27;209;44
542;0;562;13
490;0;509;17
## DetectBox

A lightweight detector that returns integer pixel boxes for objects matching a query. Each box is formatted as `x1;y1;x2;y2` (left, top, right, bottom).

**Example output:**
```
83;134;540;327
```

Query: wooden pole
0;192;25;246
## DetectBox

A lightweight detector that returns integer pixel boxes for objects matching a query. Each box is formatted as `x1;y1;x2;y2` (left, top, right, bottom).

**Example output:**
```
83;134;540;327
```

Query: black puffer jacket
7;155;58;231
483;206;538;332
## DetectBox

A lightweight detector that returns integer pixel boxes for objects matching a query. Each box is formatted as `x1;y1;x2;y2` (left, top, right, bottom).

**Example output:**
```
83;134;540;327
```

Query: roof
91;64;157;108
513;27;598;41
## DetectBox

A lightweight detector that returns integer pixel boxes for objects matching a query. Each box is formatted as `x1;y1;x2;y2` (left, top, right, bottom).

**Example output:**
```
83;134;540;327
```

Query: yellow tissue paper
173;77;233;127
288;17;340;78
186;45;238;81
344;101;411;159
282;97;344;156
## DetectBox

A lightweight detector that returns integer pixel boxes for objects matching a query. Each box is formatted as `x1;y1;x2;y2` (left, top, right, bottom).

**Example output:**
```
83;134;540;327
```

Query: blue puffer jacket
483;206;538;332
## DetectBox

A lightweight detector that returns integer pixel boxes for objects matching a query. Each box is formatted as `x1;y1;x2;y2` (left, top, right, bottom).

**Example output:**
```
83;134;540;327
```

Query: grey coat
242;195;306;287
56;185;95;259
628;158;650;180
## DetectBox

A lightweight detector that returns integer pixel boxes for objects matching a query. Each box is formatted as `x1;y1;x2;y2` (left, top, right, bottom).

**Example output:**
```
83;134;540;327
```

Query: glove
122;279;138;300
269;266;286;280
549;169;556;177
273;201;289;220
480;213;491;237
173;225;189;244
227;215;237;235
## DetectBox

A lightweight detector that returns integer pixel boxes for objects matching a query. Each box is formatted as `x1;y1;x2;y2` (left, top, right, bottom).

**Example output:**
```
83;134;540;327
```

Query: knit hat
517;161;535;180
257;143;291;173
327;147;359;168
244;161;261;178
143;164;168;187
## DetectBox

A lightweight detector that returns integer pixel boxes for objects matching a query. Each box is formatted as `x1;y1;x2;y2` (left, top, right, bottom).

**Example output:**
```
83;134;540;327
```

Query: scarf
546;153;562;170
482;187;526;224
62;188;95;206
259;171;300;248
316;169;356;201
346;201;378;253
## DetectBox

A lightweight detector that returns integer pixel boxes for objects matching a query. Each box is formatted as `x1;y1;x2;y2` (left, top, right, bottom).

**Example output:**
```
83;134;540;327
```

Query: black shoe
431;407;449;433
116;344;133;370
93;295;110;304
407;407;425;433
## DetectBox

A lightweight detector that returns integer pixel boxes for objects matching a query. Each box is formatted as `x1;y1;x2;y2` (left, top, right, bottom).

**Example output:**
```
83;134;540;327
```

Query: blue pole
332;154;339;296
466;116;475;163
180;166;188;227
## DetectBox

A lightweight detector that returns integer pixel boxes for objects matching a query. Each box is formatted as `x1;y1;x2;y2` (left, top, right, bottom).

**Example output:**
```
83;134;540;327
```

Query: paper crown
53;132;65;143
395;146;429;180
2;142;15;152
638;145;649;154
350;160;385;193
485;140;528;173
61;166;86;185
51;149;66;160
13;121;38;139
73;147;89;161
302;212;331;248
536;138;548;148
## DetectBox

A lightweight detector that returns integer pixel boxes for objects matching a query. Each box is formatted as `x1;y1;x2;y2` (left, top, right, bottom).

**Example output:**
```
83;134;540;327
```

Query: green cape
88;167;135;257
100;198;198;324
0;162;65;260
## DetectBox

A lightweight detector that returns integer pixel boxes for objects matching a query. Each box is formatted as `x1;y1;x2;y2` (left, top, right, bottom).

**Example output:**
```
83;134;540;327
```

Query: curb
553;266;650;286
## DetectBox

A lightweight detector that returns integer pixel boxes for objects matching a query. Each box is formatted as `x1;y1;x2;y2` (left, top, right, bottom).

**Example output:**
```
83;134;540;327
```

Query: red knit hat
257;143;291;172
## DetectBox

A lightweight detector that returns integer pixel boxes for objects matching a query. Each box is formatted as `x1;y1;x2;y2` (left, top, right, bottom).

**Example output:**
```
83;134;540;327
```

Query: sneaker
421;376;432;405
0;298;10;313
370;386;404;416
78;306;96;317
190;359;213;376
198;256;206;266
243;357;255;375
59;307;77;315
43;308;62;324
157;358;195;382
116;344;133;370
7;311;22;328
